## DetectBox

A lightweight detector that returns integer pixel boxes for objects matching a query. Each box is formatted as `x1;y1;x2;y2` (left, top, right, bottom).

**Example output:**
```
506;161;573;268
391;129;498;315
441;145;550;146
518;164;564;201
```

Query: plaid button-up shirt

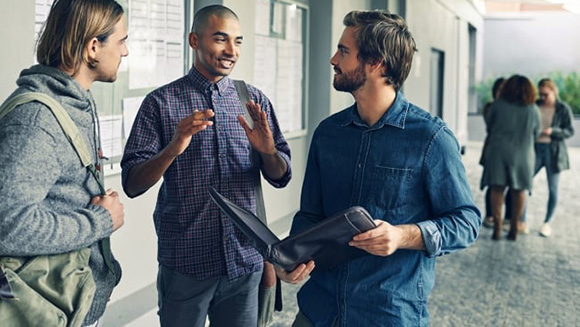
121;67;291;280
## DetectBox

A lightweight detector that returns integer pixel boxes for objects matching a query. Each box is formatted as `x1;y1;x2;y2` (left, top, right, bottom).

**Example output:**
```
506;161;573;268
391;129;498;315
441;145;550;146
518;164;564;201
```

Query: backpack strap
233;80;283;316
1;93;93;169
0;92;113;271
233;80;255;129
233;80;268;224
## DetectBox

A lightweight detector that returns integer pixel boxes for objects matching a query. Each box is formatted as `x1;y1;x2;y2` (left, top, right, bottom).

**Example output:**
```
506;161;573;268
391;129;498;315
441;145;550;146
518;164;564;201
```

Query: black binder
209;187;377;271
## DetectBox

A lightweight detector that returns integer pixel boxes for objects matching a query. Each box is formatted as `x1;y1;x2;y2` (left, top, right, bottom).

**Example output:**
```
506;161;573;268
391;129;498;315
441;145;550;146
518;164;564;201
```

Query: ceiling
484;0;580;13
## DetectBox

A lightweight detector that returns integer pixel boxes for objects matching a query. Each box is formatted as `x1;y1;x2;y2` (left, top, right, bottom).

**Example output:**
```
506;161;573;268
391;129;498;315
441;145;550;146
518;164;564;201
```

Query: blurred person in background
480;75;540;241
521;78;574;237
481;77;515;229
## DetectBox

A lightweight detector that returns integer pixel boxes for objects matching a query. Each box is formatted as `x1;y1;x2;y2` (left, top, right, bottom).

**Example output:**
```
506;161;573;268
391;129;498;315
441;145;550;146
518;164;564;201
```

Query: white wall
483;12;580;78
0;0;35;102
404;0;484;148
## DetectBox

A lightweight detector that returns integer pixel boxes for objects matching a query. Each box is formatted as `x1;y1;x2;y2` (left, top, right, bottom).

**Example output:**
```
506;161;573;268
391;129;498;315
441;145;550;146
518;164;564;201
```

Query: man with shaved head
121;5;291;327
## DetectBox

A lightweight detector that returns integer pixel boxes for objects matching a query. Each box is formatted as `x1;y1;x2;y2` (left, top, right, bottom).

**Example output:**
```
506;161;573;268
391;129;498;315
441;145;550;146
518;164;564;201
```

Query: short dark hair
191;5;238;33
343;10;417;91
491;77;505;100
36;0;124;75
499;75;536;106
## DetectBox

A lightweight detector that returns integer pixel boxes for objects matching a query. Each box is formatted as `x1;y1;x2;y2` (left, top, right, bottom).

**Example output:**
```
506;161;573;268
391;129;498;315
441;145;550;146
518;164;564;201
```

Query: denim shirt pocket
369;166;412;224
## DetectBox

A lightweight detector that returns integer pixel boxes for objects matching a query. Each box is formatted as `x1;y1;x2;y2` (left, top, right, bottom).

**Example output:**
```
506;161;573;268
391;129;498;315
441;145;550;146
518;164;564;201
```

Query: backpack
0;92;107;327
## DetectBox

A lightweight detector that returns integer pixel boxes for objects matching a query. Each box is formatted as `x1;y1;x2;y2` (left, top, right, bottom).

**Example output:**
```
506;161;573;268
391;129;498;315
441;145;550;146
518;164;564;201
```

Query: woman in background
480;75;540;241
525;78;575;237
481;77;509;229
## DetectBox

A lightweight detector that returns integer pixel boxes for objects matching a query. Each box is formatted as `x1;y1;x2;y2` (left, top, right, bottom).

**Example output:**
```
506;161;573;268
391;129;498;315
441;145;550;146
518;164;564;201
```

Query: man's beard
333;64;366;92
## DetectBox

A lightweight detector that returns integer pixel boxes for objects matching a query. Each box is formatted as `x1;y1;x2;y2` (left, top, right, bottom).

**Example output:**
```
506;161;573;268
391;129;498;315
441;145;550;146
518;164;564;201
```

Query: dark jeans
157;265;262;327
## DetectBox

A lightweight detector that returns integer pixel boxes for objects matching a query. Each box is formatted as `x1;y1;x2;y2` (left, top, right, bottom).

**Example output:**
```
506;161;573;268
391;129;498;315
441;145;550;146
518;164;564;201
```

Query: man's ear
365;59;384;77
368;60;384;73
189;32;198;50
85;37;99;67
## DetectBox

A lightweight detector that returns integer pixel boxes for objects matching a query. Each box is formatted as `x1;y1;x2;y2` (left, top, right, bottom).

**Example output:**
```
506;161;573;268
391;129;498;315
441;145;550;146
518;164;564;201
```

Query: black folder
209;187;377;271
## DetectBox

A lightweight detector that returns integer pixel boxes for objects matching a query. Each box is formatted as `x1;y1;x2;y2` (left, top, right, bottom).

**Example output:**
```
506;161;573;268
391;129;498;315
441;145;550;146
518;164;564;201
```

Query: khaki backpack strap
0;92;113;271
0;92;92;169
233;79;255;129
233;80;267;224
233;80;283;319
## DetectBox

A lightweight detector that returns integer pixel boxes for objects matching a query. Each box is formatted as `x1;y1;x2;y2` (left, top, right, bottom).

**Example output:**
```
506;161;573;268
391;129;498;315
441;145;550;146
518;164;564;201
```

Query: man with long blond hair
0;0;128;326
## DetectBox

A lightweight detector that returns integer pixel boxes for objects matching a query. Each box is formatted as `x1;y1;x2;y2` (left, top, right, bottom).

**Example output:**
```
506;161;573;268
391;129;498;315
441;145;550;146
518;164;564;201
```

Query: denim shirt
291;92;481;327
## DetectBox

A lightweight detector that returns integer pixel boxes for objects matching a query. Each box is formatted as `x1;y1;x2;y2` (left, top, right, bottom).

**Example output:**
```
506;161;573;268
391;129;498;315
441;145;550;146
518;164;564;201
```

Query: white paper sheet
122;96;145;138
128;0;185;89
99;115;124;158
253;36;278;106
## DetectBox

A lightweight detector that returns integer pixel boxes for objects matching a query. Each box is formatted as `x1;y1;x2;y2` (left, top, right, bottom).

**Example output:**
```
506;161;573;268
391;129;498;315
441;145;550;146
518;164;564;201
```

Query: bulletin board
252;0;309;138
33;0;309;169
35;0;192;171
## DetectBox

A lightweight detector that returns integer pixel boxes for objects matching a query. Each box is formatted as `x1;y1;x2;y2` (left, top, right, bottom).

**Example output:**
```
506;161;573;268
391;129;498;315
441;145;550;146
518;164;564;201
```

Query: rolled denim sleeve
421;127;481;257
416;220;441;257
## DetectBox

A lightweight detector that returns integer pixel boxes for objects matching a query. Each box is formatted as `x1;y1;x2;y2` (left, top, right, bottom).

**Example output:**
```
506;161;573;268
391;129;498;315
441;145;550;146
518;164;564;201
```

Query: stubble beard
333;64;366;92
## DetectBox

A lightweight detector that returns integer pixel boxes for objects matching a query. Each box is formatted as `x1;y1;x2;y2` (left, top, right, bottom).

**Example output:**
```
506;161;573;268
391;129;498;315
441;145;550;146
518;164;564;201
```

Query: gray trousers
157;265;262;327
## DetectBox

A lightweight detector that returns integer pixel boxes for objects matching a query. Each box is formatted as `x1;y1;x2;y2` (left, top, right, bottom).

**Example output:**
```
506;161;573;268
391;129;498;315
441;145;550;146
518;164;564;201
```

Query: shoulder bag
0;92;110;327
233;80;283;327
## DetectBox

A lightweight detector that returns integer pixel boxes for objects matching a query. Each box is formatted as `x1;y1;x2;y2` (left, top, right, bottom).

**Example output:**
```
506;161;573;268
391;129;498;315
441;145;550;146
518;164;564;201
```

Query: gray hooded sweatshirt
0;65;121;325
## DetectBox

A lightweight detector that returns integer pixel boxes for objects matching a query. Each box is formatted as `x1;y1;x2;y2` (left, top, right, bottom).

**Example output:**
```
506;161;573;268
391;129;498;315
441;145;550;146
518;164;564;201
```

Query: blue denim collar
341;91;409;130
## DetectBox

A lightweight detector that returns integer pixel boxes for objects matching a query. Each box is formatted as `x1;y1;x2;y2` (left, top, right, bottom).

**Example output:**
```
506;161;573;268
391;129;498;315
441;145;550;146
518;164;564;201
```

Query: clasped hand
275;220;403;284
91;189;125;232
349;220;402;256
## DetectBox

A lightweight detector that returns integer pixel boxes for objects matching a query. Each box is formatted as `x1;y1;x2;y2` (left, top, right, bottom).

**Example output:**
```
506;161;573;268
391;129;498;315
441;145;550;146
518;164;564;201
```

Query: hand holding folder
209;187;377;272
